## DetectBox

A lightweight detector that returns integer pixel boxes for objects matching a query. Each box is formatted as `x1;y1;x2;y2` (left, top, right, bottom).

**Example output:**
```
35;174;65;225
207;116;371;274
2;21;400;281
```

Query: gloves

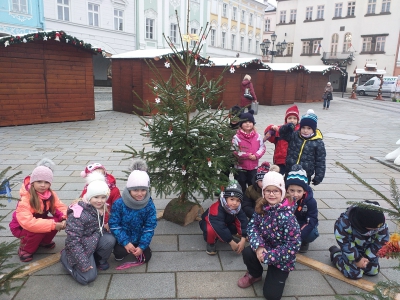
311;179;320;186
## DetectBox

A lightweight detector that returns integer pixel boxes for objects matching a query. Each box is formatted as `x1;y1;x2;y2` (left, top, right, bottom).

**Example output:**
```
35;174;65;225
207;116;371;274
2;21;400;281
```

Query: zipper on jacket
296;140;307;164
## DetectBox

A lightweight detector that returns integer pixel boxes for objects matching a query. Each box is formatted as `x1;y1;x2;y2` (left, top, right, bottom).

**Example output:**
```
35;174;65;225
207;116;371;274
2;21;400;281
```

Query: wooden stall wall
0;41;94;127
298;72;328;103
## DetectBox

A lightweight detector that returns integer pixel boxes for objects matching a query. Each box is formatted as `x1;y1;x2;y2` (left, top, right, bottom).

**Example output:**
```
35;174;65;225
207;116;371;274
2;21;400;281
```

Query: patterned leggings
332;251;380;279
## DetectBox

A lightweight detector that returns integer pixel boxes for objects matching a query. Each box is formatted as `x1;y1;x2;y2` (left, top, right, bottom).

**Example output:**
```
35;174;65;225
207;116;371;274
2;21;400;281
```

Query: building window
367;0;376;14
249;13;253;26
265;19;270;31
347;1;355;16
170;24;178;43
57;0;69;21
88;3;99;27
210;29;216;46
231;34;235;50
331;33;339;55
312;40;321;53
317;5;324;19
286;42;294;56
302;41;310;54
222;3;227;17
114;9;123;31
222;32;226;48
240;37;244;51
280;10;286;23
343;32;352;52
375;36;385;51
334;3;343;17
290;9;297;22
12;0;28;13
248;38;252;52
146;18;154;39
305;7;313;20
381;0;391;12
241;10;245;22
191;28;197;47
362;37;372;52
233;7;237;20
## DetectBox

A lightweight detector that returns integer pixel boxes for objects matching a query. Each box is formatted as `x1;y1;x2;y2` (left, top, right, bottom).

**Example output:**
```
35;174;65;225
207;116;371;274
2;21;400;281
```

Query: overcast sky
269;0;277;6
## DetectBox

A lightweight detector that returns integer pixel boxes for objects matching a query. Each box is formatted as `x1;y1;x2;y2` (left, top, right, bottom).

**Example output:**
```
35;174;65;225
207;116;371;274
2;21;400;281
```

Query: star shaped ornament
181;170;187;175
167;129;173;136
155;97;160;103
164;61;170;68
186;84;191;90
230;66;235;73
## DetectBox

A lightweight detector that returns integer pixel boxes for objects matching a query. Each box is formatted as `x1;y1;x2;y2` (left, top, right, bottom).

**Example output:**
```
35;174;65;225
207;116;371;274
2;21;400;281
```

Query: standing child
80;163;121;230
286;164;319;253
232;110;266;193
329;201;389;280
9;158;67;262
237;171;301;300
61;173;116;285
109;159;157;267
199;180;248;255
264;105;300;175
279;109;326;185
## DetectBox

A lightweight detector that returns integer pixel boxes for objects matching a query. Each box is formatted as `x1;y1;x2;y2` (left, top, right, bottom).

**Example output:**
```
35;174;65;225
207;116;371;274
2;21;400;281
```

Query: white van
357;76;397;96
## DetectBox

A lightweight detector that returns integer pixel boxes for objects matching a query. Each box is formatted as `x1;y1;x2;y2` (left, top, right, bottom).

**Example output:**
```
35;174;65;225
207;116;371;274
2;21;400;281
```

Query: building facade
274;0;400;90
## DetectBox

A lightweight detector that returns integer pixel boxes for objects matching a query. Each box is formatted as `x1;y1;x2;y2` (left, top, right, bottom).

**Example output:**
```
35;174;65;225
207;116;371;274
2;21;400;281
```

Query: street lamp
260;33;287;63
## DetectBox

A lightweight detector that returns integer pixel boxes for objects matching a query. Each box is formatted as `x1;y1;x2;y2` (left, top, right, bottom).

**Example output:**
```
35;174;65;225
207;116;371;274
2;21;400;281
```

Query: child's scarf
219;196;241;215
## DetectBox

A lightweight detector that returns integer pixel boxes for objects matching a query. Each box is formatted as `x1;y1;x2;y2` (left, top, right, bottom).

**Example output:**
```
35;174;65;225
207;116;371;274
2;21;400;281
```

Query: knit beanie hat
30;158;55;184
285;105;300;123
229;105;242;119
300;109;318;132
350;201;385;232
239;109;256;127
262;171;286;201
256;162;271;182
126;158;150;191
81;163;106;178
84;172;110;201
286;164;308;191
222;180;243;201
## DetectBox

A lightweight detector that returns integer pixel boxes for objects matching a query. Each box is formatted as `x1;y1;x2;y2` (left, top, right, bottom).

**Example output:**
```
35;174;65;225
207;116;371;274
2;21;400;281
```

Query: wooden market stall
0;31;101;127
350;64;386;100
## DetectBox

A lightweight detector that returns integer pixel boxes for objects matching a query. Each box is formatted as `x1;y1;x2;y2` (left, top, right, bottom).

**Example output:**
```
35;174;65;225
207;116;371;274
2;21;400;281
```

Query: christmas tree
119;8;237;225
0;167;23;295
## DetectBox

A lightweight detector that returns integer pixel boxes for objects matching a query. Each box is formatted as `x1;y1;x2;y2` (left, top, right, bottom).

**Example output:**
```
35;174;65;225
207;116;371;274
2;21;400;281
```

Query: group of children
7;103;390;297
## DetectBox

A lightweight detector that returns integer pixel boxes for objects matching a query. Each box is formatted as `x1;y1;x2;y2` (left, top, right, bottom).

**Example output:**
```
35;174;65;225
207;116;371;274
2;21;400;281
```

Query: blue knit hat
286;164;308;191
239;109;256;127
300;109;318;132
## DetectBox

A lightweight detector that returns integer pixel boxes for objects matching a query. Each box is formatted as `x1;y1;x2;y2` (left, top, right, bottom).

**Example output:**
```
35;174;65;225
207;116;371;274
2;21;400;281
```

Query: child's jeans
302;226;319;243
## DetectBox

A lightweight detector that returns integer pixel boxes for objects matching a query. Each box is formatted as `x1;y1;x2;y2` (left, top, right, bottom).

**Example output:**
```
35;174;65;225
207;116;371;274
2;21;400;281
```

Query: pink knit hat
81;163;106;178
30;158;55;184
262;171;286;201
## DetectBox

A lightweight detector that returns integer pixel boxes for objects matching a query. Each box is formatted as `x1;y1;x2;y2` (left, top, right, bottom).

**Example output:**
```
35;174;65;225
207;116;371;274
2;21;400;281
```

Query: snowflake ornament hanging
155;96;161;103
182;169;187;175
186;83;192;90
167;126;173;136
164;61;170;68
229;66;235;73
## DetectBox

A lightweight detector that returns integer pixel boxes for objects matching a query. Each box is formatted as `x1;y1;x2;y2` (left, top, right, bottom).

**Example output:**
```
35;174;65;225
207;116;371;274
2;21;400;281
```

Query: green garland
322;65;346;76
239;59;272;71
0;31;104;55
321;54;353;67
286;64;311;73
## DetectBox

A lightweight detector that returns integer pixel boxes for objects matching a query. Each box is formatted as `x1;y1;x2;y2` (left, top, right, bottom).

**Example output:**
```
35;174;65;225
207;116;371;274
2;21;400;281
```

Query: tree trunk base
163;198;204;226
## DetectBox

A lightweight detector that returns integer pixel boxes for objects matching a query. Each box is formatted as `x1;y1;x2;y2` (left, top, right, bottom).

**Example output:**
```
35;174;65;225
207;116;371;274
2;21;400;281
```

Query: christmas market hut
201;57;271;108
111;49;213;115
0;31;102;127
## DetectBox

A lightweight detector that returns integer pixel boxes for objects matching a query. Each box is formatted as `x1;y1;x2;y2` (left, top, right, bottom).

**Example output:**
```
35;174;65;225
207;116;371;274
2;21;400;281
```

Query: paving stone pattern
0;91;399;300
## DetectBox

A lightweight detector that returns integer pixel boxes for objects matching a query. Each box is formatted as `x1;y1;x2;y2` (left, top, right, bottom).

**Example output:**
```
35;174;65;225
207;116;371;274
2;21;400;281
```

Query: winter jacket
109;197;157;250
279;123;326;184
334;206;389;264
293;185;318;240
248;203;301;272
201;201;248;242
242;178;262;218
64;201;104;272
14;176;67;233
80;173;121;224
265;123;300;165
240;79;257;107
232;130;266;171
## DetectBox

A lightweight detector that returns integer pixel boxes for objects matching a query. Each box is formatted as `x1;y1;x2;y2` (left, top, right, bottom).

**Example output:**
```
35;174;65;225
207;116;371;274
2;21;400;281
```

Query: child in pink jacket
232;110;266;193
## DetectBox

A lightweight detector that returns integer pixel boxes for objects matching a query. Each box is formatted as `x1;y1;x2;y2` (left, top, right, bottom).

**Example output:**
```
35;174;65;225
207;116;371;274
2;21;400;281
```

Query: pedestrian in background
241;74;257;111
323;82;333;110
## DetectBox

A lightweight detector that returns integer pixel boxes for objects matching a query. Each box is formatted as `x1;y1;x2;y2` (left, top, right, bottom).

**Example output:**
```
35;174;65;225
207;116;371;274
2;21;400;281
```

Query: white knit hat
84;172;110;201
126;158;150;191
262;171;286;201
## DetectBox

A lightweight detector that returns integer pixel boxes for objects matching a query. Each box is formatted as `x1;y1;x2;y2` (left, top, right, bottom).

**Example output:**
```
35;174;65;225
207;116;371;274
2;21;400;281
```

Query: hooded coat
293;185;318;240
240;79;257;107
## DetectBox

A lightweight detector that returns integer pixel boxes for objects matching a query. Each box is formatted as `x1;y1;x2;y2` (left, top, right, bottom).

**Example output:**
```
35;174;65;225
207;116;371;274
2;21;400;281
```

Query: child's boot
237;272;262;288
329;245;341;262
299;242;309;253
206;243;217;255
18;248;33;262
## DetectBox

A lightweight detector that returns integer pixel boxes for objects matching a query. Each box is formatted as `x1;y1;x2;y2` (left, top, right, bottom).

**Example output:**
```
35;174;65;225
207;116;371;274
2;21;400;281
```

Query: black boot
299;242;309;253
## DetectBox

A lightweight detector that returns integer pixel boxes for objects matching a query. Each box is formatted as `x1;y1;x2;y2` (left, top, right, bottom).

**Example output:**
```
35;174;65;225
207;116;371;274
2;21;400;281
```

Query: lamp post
260;33;287;63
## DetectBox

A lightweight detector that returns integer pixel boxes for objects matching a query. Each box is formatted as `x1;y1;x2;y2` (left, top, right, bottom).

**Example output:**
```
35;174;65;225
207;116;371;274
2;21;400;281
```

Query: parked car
357;76;397;96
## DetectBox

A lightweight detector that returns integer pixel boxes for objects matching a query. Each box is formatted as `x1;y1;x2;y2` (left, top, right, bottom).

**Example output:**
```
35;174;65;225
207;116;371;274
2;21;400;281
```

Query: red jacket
240;79;257;107
265;123;300;165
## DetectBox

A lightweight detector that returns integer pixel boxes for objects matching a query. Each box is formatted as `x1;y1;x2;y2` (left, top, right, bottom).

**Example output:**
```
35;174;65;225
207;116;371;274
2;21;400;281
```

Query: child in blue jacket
109;159;157;266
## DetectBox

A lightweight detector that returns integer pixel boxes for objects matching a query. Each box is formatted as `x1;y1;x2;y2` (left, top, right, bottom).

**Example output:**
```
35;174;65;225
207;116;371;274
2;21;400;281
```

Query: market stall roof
207;57;271;70
111;48;182;59
262;63;310;73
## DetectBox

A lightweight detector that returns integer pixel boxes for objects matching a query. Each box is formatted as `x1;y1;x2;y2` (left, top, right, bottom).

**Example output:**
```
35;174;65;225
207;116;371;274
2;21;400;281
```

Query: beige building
273;0;400;90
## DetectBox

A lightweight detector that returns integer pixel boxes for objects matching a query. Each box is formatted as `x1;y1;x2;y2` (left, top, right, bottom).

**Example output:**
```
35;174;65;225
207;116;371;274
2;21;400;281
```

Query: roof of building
264;3;276;12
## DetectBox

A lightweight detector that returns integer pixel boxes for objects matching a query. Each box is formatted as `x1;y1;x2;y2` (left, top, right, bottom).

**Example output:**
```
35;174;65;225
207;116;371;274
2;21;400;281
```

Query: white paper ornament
168;129;173;136
155;97;160;103
186;84;191;90
229;66;235;73
4;41;9;47
164;61;170;68
182;170;187;175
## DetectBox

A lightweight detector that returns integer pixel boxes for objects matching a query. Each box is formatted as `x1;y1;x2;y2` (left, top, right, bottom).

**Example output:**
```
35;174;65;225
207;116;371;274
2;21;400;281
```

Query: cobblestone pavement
0;91;399;300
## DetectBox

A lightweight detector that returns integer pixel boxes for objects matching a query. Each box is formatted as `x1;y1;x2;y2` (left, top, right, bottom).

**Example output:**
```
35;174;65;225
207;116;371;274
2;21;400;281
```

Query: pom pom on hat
30;158;55;184
126;158;150;191
239;109;256;127
262;171;286;201
300;109;318;132
256;162;271;182
286;164;308;191
84;172;110;201
285;105;300;123
81;163;106;178
222;180;243;201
